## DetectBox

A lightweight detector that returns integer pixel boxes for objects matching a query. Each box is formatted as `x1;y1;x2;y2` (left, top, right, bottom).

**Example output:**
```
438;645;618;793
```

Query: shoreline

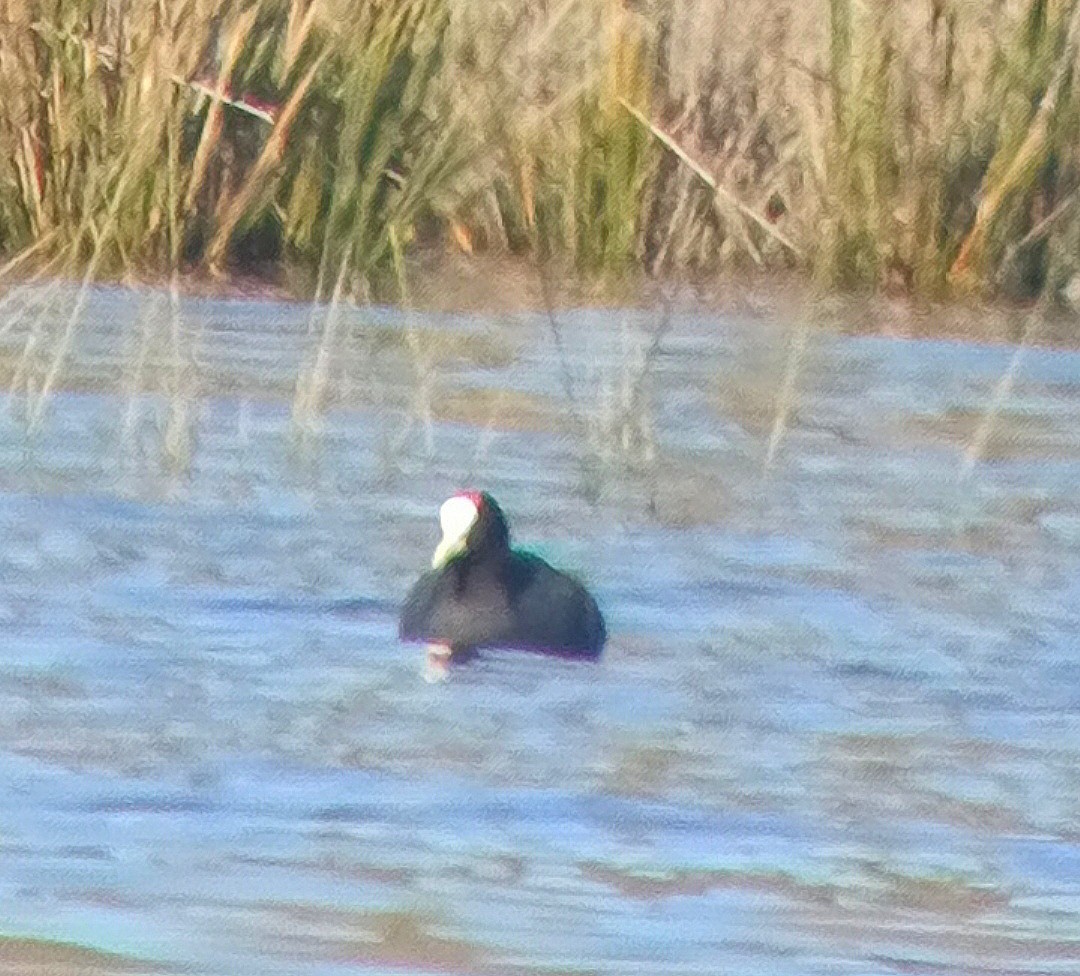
4;251;1078;351
0;934;164;975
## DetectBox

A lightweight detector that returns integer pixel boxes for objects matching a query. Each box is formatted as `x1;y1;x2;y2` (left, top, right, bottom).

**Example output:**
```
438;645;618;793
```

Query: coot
399;491;606;663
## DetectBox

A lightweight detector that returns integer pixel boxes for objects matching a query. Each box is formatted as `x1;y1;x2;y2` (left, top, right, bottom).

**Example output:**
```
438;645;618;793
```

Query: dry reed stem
619;98;804;260
764;321;810;474
949;1;1080;289
959;313;1040;480
292;249;350;436
183;6;261;212
207;50;330;275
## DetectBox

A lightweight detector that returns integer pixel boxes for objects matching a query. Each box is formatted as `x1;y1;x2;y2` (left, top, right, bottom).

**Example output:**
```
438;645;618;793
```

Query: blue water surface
0;286;1078;974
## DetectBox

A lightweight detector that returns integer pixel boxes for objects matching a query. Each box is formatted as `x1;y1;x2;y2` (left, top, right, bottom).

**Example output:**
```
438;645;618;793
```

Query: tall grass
2;0;1080;305
814;0;1080;299
0;0;462;293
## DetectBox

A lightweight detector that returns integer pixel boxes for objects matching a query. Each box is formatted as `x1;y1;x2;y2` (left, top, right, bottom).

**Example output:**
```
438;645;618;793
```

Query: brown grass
1;1;1079;304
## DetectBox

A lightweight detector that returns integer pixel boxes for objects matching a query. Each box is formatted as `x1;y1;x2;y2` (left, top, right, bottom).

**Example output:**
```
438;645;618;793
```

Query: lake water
0;285;1079;975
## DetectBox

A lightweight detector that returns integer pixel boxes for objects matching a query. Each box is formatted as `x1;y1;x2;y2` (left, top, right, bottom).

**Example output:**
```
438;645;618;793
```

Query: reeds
0;0;461;294
2;0;1080;304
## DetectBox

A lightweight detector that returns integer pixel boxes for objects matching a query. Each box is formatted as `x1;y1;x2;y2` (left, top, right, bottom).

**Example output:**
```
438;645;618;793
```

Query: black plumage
400;492;605;662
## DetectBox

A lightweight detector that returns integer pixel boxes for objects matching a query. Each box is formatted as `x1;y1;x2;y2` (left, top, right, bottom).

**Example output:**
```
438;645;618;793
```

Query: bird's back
399;551;605;658
505;552;606;657
399;564;515;650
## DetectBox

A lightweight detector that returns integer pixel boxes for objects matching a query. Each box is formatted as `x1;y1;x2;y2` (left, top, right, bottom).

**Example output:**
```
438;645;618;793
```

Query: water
1;286;1079;975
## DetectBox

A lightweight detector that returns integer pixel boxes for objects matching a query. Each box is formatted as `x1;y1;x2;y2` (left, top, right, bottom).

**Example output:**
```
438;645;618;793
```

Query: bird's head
431;490;510;569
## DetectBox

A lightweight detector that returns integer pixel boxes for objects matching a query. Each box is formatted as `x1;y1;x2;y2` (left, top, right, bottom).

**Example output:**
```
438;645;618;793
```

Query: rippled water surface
1;287;1079;975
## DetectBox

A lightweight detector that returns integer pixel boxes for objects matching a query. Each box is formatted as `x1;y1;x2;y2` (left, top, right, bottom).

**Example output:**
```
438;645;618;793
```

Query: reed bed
1;0;1080;304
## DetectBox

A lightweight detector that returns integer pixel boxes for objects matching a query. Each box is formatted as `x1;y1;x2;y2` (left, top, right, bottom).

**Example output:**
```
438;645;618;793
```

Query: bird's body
399;492;605;663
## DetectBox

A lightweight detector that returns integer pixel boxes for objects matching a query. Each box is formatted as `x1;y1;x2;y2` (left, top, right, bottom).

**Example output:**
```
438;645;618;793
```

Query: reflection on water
0;286;1079;975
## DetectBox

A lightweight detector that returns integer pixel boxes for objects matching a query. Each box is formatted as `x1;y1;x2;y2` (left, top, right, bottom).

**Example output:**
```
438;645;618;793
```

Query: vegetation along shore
3;0;1080;321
